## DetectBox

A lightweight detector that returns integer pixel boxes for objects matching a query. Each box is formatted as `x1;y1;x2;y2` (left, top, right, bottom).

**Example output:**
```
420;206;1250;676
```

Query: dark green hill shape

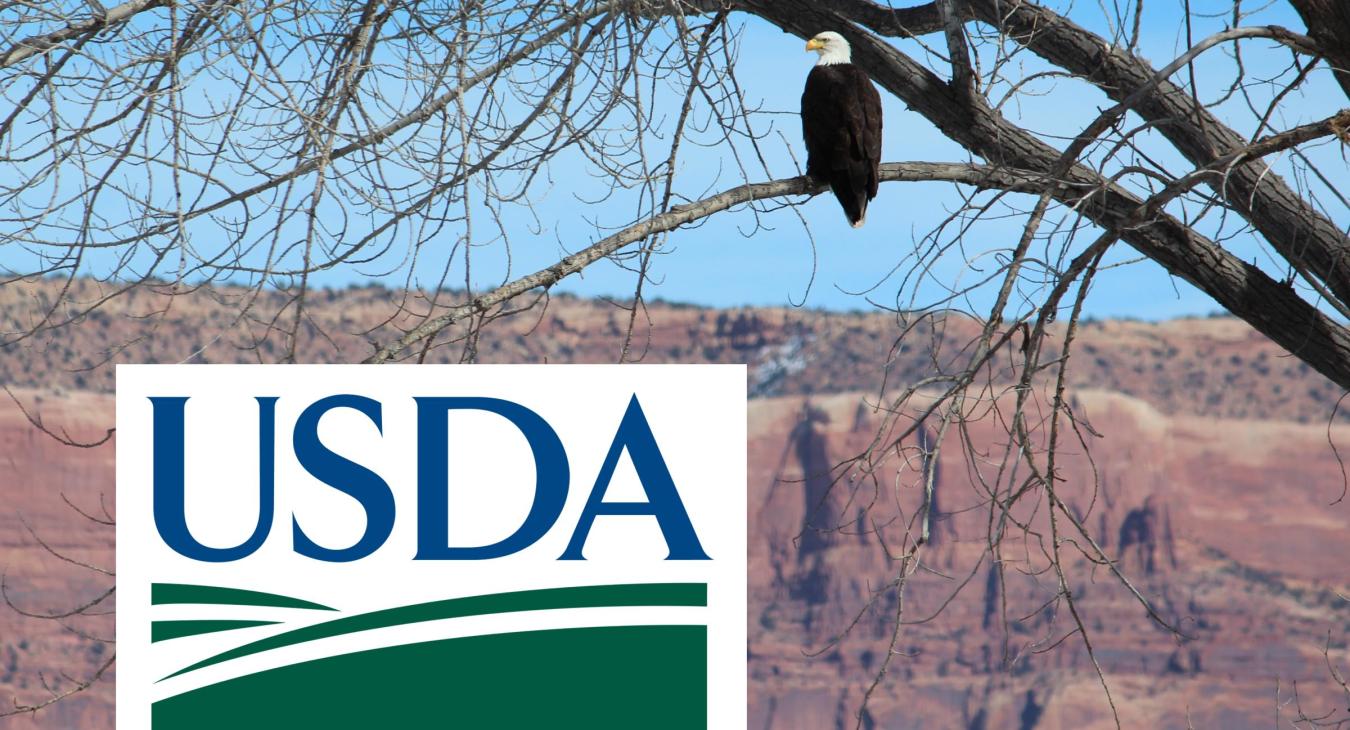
153;624;707;729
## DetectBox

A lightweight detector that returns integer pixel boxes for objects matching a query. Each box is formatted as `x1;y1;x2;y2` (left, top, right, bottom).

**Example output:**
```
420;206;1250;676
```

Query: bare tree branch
961;0;1350;305
367;162;1052;363
0;0;166;69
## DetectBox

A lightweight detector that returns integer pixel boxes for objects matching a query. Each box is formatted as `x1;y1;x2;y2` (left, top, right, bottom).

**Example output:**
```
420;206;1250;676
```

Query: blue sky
358;1;1346;321
6;2;1346;322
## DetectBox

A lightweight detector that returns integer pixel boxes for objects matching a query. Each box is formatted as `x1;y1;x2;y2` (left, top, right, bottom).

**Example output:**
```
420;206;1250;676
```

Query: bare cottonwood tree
2;0;1349;726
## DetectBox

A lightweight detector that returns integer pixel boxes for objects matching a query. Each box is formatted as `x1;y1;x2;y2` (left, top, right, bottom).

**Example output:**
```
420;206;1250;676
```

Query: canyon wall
1;282;1347;727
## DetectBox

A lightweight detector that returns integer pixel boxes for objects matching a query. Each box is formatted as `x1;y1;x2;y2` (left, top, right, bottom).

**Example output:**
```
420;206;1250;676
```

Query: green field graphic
152;619;281;643
160;582;708;681
152;624;707;728
152;583;337;611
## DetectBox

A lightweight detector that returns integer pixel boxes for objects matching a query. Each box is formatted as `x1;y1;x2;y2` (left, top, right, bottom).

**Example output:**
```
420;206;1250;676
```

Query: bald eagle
802;31;883;228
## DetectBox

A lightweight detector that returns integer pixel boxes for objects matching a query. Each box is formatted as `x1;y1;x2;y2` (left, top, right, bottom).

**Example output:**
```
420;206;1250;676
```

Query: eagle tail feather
829;168;869;228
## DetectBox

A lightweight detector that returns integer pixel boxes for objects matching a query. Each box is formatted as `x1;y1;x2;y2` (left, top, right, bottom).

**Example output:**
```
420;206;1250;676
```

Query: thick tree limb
822;0;952;38
960;0;1350;308
937;0;975;94
822;0;1350;307
734;0;1350;391
1058;26;1326;179
1137;110;1350;224
1286;0;1350;99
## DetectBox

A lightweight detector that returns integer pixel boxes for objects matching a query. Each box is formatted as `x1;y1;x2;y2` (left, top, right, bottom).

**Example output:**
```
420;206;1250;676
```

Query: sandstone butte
0;279;1347;729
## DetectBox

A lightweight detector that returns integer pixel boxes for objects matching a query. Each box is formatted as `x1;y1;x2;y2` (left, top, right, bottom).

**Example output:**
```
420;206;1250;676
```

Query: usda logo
116;365;747;729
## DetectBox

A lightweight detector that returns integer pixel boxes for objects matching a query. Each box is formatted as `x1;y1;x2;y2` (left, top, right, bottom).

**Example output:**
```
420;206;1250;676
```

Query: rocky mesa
0;280;1347;728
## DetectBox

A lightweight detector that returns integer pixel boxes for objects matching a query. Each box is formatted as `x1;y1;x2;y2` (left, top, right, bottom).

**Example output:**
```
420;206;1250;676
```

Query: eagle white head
806;31;851;66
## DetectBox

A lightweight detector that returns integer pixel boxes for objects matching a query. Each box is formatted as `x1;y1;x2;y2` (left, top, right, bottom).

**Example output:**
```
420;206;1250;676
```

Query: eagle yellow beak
806;38;823;51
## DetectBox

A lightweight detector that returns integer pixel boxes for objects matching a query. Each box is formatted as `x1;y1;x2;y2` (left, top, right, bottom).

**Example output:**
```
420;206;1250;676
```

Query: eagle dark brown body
802;32;883;228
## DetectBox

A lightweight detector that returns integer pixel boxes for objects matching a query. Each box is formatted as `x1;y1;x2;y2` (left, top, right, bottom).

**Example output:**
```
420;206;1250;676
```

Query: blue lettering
413;398;569;559
561;395;709;560
291;395;394;562
150;396;276;562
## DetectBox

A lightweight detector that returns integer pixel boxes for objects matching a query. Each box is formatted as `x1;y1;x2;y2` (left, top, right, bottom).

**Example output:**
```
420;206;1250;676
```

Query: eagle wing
852;68;882;199
801;66;882;195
